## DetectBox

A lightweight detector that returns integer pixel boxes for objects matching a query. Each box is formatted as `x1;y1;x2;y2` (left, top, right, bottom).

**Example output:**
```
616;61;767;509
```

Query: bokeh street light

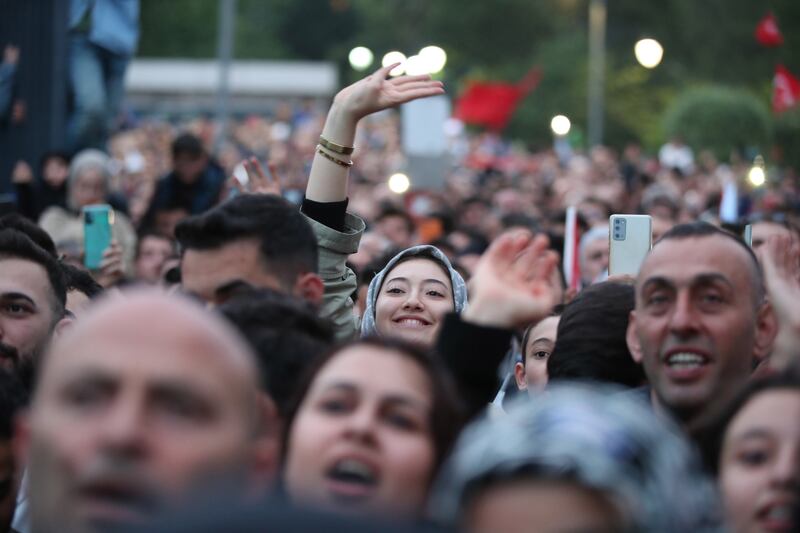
748;155;766;187
381;51;407;76
348;46;374;71
634;38;664;69
404;55;428;76
388;172;411;194
419;45;447;74
550;115;571;136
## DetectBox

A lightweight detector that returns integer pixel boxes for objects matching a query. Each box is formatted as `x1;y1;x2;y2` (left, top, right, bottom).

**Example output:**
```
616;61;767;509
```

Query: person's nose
97;393;148;456
668;291;699;337
401;288;423;311
769;446;800;490
342;405;378;445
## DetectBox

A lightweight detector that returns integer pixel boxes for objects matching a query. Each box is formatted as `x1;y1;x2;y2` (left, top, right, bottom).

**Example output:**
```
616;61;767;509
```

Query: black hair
60;262;104;299
38;150;70;172
0;214;57;257
175;194;318;286
0;229;66;317
656;221;764;305
376;206;415;235
548;282;645;388
218;288;334;417
0;368;27;434
280;336;465;482
171;132;205;159
699;366;800;477
357;247;400;288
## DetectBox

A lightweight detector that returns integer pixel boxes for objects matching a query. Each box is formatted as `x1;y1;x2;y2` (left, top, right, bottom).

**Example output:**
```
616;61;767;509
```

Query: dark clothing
14;181;67;221
301;197;348;233
435;312;513;420
144;161;226;221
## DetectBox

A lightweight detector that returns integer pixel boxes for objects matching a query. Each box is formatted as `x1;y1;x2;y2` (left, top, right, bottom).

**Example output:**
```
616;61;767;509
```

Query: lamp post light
388;172;411;194
634;38;664;69
550;115;571;136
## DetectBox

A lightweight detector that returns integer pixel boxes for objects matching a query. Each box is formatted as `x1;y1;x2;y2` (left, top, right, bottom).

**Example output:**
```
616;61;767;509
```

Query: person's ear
294;273;324;308
626;310;644;364
54;316;74;339
753;301;778;362
513;362;528;391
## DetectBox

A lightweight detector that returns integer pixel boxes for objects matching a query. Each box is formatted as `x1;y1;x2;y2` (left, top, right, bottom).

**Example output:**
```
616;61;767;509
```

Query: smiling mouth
393;317;431;328
663;351;709;369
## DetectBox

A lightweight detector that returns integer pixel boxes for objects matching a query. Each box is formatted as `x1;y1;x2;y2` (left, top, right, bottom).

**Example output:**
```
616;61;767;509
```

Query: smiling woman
280;337;463;519
360;245;468;348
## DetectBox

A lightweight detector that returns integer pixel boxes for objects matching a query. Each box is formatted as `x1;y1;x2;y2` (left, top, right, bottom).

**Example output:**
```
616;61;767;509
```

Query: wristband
316;146;353;168
319;135;355;155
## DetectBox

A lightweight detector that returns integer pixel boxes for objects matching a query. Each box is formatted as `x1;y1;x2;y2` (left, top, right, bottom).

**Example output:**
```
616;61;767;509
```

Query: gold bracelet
319;135;354;155
316;146;353;168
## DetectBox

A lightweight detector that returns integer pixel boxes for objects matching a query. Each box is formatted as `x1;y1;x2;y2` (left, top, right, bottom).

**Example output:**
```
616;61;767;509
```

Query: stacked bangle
319;135;355;155
316;145;353;168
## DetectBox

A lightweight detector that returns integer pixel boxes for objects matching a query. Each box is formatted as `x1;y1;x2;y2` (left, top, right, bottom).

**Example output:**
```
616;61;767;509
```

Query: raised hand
332;63;445;123
758;234;800;369
463;230;561;329
227;157;282;197
96;240;125;288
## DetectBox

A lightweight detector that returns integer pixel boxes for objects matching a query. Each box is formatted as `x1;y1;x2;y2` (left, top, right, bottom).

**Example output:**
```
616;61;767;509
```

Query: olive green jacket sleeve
303;212;365;341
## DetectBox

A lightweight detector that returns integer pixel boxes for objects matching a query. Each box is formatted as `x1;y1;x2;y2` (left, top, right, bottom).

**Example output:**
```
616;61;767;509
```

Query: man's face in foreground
21;293;268;533
0;258;59;389
627;235;775;430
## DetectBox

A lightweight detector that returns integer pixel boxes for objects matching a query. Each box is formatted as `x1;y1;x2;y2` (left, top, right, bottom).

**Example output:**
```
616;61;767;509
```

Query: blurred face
376;216;413;249
24;307;259;533
581;238;609;284
0;259;58;389
181;240;284;305
751;222;793;251
135;236;175;284
43;158;69;188
284;345;435;517
720;390;800;533
374;259;455;347
173;153;207;185
71;168;106;209
466;479;623;533
628;236;774;430
515;316;560;394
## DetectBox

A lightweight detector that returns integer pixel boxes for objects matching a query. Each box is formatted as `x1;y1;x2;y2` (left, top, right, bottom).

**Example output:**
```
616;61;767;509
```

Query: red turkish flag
454;69;541;131
773;65;800;114
755;12;783;47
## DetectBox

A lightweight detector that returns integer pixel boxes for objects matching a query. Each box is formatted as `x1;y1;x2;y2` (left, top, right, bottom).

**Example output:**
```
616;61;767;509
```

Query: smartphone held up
609;214;652;277
82;204;113;270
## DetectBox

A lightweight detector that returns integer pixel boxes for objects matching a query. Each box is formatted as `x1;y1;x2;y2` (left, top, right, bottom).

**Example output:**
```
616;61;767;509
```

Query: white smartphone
609;214;652;276
743;224;752;247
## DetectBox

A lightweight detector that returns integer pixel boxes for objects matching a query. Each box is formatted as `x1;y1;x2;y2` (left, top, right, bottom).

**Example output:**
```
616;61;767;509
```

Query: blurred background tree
138;0;800;163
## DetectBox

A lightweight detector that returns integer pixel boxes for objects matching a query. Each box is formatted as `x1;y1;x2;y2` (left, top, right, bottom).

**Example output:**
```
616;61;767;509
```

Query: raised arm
306;64;444;202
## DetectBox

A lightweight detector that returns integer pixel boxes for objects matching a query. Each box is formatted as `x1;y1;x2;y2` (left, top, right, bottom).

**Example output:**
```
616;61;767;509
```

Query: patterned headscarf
429;383;724;532
360;245;468;338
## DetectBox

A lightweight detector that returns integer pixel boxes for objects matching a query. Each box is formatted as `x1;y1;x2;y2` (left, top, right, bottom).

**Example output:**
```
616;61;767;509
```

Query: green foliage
662;87;772;160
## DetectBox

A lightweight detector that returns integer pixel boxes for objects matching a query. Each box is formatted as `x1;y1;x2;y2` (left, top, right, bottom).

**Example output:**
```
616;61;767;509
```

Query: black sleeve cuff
301;197;349;233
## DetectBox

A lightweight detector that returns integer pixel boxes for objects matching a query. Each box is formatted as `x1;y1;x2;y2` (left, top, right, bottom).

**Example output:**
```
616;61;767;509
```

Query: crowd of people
1;53;799;533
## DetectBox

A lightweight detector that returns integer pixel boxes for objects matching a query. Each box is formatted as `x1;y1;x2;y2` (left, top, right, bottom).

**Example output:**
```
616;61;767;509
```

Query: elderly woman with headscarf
39;149;137;276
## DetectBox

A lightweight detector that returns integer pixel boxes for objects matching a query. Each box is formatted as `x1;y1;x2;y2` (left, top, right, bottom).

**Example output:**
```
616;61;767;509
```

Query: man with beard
0;229;68;391
15;290;275;533
626;222;778;438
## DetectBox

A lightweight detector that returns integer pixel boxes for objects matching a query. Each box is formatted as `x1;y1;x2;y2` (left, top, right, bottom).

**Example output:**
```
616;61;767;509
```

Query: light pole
587;0;606;148
214;0;236;153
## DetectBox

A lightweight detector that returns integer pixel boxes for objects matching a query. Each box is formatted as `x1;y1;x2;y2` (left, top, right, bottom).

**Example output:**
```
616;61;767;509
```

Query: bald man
15;290;276;533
